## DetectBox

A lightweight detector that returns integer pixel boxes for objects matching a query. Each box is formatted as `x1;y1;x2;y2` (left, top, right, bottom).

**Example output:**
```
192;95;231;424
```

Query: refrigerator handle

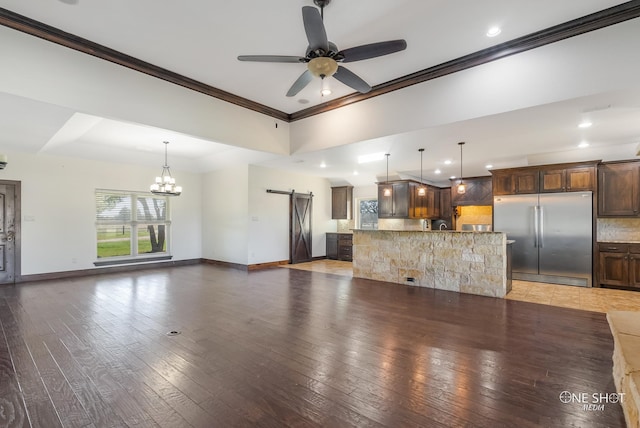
539;206;544;248
533;206;539;248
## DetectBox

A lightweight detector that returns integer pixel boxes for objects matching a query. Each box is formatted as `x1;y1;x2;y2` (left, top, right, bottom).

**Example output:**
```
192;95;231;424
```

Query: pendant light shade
457;142;466;195
417;148;426;196
150;141;182;196
383;153;391;196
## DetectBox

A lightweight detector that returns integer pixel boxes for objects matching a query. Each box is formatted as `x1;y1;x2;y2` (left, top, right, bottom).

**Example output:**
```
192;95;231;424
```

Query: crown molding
2;2;640;123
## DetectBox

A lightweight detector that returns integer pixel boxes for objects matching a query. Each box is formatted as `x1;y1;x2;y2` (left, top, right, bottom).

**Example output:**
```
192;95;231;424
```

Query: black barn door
290;192;313;264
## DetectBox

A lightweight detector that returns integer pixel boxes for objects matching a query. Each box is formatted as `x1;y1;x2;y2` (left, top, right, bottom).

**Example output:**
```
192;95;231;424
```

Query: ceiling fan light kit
238;0;407;97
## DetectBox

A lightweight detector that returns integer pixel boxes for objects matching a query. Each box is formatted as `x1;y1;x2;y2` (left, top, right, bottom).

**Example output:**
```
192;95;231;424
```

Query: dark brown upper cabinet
378;180;440;219
331;186;353;219
439;187;452;221
492;161;596;196
450;176;492;206
413;184;439;219
598;161;640;217
492;170;538;195
540;165;595;193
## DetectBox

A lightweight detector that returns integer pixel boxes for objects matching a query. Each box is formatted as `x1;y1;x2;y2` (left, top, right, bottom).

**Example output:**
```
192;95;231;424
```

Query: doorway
0;180;20;284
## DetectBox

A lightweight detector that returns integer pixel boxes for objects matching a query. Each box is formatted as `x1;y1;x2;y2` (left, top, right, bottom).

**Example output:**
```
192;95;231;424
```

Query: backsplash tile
597;218;640;242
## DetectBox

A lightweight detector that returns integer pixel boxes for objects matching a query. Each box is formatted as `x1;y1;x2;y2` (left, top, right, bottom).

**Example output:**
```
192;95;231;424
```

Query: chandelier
150;141;182;196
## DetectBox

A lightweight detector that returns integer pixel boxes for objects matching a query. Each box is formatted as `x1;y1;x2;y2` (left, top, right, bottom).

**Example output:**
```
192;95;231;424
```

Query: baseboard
202;259;249;271
18;258;202;284
248;260;289;271
15;256;324;284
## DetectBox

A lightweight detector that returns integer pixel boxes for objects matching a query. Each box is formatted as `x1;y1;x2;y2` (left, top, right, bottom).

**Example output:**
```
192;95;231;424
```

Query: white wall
289;18;640;154
1;150;202;275
201;165;249;265
0;26;290;156
0;151;334;274
248;165;333;264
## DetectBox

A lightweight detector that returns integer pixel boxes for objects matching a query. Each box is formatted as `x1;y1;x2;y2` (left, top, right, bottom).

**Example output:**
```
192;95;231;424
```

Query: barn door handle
2;231;14;242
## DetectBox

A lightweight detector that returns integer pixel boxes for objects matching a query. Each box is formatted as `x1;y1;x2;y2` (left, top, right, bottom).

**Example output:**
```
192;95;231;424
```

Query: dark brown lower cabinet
598;243;640;289
326;233;352;261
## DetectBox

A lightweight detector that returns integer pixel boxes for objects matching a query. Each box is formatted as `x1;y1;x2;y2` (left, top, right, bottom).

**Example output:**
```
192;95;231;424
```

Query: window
95;190;171;263
358;198;378;230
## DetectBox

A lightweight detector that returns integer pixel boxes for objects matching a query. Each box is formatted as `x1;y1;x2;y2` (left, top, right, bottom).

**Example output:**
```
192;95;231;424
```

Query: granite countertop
327;231;353;235
598;240;640;244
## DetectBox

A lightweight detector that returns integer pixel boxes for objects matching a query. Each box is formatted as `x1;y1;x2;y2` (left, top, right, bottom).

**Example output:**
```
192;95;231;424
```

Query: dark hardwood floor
0;264;626;427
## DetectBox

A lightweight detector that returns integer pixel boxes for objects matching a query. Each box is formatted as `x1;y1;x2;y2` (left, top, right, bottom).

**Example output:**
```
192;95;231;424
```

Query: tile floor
283;260;640;313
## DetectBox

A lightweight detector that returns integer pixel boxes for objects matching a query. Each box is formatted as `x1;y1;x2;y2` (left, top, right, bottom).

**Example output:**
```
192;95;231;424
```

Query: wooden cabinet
492;170;538;195
378;181;409;218
413;185;439;219
450;176;492;206
540;166;595;193
326;233;338;259
492;162;597;196
326;233;352;261
439;188;452;221
598;243;640;289
598;161;640;217
338;234;353;261
331;186;353;219
378;180;439;219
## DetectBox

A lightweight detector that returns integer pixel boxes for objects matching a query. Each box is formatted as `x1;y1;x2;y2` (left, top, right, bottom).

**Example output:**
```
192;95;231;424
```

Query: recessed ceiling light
353;170;359;176
578;141;590;148
434;169;441;174
320;162;327;168
444;160;452;165
358;152;386;164
321;88;332;96
485;164;493;169
450;175;456;180
486;26;502;37
578;121;593;128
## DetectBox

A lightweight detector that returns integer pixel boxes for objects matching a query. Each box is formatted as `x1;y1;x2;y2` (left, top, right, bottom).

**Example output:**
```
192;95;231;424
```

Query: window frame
94;189;172;266
356;197;379;230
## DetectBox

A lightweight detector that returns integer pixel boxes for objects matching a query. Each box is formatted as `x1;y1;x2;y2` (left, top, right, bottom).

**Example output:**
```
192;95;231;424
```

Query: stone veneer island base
352;230;509;298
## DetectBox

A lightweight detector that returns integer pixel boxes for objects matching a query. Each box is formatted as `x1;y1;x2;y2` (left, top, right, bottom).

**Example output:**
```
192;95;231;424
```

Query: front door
0;181;19;284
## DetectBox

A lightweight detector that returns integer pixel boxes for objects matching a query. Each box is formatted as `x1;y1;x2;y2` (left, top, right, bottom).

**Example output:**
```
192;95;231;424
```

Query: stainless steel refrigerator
493;192;592;287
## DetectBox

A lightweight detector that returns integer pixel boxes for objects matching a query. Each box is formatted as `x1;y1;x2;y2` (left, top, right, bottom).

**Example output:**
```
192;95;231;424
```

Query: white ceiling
1;0;639;187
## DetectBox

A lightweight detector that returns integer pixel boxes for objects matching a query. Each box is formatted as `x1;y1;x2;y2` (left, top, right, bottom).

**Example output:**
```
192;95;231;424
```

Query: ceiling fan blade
238;55;306;63
302;6;329;53
286;70;314;97
339;40;407;63
333;66;371;93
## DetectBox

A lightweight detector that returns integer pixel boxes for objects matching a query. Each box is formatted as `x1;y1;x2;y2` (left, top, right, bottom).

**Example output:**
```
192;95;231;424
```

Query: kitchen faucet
439;223;447;230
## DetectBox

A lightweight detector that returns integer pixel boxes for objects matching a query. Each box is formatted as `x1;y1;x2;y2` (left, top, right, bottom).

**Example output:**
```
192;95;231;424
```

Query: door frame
0;180;21;284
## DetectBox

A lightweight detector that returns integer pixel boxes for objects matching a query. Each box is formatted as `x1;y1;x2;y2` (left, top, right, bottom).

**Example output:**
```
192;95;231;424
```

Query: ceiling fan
237;0;407;97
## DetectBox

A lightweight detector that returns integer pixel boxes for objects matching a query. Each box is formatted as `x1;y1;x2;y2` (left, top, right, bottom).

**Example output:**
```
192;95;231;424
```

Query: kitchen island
352;230;510;298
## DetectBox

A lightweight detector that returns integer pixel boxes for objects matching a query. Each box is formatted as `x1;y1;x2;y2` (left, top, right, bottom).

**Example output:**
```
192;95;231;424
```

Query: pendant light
418;148;426;196
383;153;391;196
457;141;466;194
150;141;182;196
